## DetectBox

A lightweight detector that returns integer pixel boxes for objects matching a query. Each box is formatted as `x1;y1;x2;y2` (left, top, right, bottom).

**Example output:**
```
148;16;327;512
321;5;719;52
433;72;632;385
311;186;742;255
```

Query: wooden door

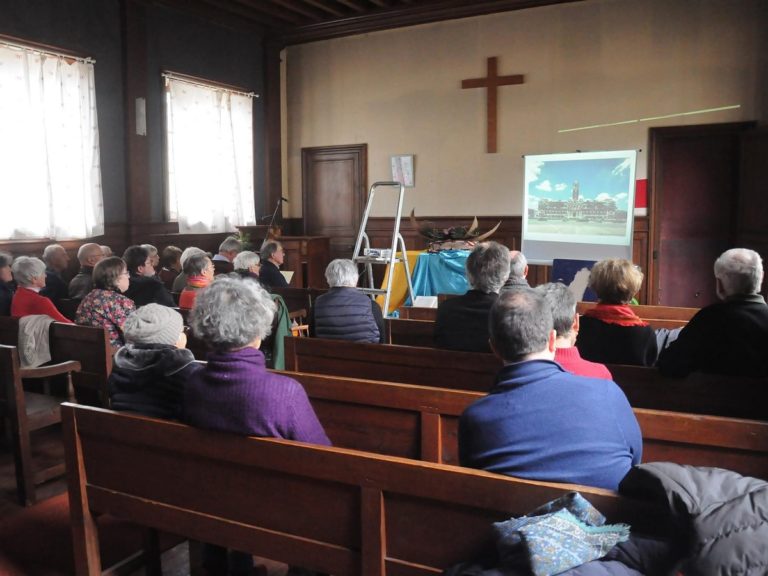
302;144;367;261
649;123;754;307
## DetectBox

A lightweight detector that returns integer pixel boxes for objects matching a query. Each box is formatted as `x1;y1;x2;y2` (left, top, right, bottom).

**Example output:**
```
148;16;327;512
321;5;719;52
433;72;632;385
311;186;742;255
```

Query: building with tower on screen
532;181;626;223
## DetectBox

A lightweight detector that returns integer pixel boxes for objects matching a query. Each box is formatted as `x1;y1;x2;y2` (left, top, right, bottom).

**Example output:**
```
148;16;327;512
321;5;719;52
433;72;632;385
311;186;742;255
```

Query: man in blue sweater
458;289;642;491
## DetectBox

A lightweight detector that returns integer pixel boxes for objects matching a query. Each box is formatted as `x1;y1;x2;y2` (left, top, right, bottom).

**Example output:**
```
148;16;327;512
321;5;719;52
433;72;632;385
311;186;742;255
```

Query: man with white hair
657;248;768;377
212;236;242;275
309;259;384;343
501;249;529;290
40;244;70;306
68;243;105;299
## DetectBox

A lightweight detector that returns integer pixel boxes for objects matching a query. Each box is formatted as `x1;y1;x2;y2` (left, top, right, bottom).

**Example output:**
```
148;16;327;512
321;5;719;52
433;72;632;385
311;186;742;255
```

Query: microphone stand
263;197;283;248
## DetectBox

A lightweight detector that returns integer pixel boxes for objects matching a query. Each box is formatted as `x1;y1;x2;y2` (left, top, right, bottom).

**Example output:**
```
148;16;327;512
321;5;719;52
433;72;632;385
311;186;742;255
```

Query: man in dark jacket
259;240;290;288
40;244;70;307
0;251;15;316
68;243;104;299
434;241;510;353
657;248;768;377
123;245;175;307
309;258;384;343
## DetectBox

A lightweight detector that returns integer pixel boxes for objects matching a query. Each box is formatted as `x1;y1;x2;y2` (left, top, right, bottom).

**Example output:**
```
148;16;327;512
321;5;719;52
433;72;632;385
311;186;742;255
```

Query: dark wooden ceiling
166;0;582;45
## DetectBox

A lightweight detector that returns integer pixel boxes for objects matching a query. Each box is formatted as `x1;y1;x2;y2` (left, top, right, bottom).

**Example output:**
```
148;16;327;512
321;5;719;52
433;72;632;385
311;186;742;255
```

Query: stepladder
352;181;415;316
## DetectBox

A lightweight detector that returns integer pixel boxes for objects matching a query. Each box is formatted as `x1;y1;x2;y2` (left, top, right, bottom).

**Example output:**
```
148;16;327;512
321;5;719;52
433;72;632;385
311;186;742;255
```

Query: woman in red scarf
178;252;214;310
575;258;658;366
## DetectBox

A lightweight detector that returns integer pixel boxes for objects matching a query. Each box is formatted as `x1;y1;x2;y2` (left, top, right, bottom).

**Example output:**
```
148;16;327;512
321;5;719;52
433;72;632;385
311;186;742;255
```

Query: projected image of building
531;181;626;223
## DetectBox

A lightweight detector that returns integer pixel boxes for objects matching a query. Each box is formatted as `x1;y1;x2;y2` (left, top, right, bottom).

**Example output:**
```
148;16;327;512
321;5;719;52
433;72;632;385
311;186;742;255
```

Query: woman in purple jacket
185;275;330;576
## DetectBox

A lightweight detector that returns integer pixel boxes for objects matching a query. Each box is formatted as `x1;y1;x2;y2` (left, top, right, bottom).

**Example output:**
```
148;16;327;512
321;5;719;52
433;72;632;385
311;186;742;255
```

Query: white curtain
165;77;256;233
0;43;104;239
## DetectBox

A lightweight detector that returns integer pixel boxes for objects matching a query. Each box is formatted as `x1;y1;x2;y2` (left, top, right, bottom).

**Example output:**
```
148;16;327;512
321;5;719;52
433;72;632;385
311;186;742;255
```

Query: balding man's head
490;289;556;363
42;244;70;272
509;250;528;279
77;243;105;267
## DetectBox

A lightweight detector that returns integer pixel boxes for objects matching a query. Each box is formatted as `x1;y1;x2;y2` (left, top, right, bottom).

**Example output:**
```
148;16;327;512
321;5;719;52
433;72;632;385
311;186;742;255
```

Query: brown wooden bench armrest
20;360;82;379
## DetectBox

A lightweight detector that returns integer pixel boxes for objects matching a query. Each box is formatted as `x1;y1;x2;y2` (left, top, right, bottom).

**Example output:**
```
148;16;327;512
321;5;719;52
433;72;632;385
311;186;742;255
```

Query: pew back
289;370;768;480
284;337;500;392
63;404;663;576
399;302;698;329
285;337;767;420
0;317;112;406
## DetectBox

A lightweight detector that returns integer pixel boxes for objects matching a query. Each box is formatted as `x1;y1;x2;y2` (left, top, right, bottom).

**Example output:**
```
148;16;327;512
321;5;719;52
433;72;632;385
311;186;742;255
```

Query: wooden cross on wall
461;57;524;153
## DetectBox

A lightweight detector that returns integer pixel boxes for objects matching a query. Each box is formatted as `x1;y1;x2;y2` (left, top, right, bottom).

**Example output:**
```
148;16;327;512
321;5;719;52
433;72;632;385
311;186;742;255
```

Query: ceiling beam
266;0;328;21
278;0;584;44
299;0;347;17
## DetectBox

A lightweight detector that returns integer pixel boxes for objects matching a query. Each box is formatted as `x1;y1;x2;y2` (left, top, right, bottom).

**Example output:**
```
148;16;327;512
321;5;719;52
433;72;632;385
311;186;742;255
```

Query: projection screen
521;150;637;265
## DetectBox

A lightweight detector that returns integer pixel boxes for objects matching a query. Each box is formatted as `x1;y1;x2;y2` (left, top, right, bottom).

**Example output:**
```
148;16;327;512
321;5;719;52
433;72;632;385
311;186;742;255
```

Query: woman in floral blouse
76;257;136;349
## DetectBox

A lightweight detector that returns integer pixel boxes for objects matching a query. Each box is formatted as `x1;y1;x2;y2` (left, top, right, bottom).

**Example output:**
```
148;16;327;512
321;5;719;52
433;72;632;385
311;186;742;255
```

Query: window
164;74;256;233
0;41;103;239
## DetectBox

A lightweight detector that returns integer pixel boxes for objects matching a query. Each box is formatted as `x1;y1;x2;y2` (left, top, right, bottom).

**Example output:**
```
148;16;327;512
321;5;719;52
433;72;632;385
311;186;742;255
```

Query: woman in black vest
309;258;384;343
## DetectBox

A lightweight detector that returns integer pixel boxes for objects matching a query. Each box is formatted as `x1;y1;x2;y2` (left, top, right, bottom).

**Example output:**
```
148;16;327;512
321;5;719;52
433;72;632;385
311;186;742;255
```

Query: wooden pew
284;337;500;392
607;363;768;421
284;338;768;420
289;370;768;481
576;302;699;322
0;317;113;407
384;318;435;347
399;302;698;329
271;287;326;314
63;403;665;576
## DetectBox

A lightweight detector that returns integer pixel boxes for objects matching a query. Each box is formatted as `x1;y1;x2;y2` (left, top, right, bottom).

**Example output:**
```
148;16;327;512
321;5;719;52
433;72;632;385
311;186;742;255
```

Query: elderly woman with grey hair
434;241;510;353
0;251;16;316
309;259;385;343
184;275;330;576
10;256;72;323
232;250;262;283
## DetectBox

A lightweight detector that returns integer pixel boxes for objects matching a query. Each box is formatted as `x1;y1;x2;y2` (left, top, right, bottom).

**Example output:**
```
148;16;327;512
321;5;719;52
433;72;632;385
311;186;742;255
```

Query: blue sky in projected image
527;157;632;211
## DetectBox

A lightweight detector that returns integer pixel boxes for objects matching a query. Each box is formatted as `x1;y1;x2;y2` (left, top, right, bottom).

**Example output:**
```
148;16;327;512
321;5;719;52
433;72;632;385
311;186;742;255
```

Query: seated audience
501;249;529;290
158;245;182;290
109;304;199;420
68;243;105;299
536;282;612;380
258;240;289;288
434;241;510;353
576;258;658;366
0;251;16;316
75;257;136;350
10;256;72;323
140;244;161;274
123;245;175;307
212;236;242;275
458;289;641;491
185;276;330;576
100;245;113;257
657;248;768;377
172;247;207;293
233;250;262;283
40;244;70;306
178;252;214;310
309;259;384;343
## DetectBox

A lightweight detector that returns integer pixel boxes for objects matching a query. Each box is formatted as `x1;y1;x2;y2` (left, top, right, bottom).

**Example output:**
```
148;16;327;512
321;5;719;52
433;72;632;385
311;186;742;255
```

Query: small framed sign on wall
391;154;415;187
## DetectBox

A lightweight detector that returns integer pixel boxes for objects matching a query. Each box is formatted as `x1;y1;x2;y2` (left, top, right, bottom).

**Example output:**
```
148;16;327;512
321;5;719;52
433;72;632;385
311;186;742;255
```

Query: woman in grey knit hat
108;303;201;419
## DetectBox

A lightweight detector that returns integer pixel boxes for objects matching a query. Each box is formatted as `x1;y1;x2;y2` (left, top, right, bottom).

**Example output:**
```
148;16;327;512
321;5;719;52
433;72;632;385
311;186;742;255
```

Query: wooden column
121;0;152;244
263;40;284;221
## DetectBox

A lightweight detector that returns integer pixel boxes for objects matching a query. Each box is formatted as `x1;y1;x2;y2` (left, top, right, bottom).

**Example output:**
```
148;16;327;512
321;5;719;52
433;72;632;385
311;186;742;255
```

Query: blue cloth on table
407;250;469;304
